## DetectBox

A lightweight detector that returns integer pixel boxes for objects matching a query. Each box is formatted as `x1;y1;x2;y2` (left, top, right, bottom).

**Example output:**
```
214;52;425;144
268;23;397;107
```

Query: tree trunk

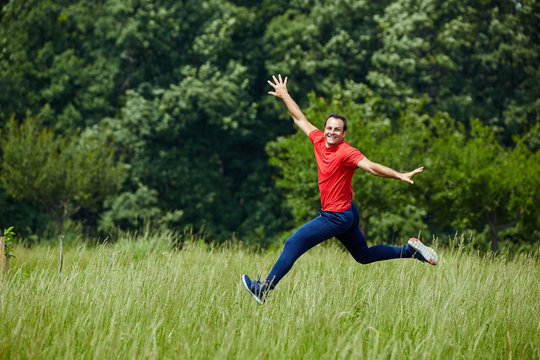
488;221;499;255
0;236;5;280
486;211;499;255
58;235;64;275
57;216;64;236
486;209;524;256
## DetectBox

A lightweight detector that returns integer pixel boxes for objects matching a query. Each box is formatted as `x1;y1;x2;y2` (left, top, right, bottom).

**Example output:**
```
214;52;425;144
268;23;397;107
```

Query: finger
402;177;414;184
272;75;278;83
412;167;424;175
267;80;276;88
278;74;282;83
284;76;288;85
268;91;276;96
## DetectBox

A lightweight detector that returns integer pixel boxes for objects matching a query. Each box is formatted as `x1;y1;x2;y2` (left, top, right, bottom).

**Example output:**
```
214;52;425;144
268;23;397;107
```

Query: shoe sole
408;238;438;266
242;275;264;304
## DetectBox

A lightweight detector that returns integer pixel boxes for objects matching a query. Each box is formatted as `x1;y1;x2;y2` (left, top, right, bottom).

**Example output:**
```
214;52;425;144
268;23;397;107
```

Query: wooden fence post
0;236;7;280
58;235;64;275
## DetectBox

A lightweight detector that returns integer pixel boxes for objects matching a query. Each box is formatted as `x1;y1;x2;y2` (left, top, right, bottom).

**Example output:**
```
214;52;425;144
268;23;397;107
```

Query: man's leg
337;229;408;263
243;210;353;303
265;210;353;287
337;203;413;264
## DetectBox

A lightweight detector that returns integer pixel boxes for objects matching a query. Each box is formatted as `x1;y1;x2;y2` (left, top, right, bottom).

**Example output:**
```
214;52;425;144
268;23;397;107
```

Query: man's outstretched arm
268;74;317;136
357;157;424;184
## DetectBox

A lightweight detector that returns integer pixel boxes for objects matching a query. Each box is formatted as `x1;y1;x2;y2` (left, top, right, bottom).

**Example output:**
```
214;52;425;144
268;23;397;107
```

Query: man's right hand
268;74;288;98
267;74;317;136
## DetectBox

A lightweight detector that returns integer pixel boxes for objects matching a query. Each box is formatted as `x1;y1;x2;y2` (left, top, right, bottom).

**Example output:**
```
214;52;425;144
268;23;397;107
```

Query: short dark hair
325;112;347;131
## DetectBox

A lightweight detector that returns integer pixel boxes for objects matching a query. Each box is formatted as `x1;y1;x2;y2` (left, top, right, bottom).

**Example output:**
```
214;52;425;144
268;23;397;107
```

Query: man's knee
282;236;304;257
354;254;371;264
347;247;371;264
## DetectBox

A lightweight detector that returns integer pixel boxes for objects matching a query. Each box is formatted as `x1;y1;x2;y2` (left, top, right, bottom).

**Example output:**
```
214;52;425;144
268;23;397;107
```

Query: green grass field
1;234;538;359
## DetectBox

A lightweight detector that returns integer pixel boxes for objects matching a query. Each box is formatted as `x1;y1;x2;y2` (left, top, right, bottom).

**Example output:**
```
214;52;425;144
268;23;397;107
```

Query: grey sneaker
242;274;271;304
408;238;439;266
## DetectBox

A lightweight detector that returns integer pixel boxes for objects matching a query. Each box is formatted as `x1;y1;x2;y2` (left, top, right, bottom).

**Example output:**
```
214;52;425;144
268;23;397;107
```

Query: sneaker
242;274;271;304
408;238;438;266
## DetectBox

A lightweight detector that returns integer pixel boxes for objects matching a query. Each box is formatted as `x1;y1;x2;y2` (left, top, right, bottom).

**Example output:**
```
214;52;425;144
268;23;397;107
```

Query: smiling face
324;117;347;148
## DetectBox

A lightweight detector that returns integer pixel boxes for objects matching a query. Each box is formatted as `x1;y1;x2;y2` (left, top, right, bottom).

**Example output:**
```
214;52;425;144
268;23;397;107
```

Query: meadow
1;232;538;359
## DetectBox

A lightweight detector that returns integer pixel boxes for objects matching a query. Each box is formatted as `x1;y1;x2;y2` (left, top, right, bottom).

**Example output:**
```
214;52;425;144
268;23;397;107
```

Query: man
242;74;438;304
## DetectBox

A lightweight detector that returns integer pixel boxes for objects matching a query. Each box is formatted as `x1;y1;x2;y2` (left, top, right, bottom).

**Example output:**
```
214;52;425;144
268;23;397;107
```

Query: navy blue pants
266;202;415;287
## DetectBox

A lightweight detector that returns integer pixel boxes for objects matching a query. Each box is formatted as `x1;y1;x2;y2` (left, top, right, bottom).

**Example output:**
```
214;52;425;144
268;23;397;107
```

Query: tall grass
1;234;538;359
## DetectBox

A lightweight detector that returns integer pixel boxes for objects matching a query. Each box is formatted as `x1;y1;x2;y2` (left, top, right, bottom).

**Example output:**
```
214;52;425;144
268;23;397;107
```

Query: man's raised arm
357;157;424;184
268;74;317;136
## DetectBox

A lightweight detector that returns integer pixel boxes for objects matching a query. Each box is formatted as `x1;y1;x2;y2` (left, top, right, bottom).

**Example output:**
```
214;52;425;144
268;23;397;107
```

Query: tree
0;113;126;233
0;0;122;131
97;61;267;239
263;0;389;98
369;0;540;143
426;118;539;253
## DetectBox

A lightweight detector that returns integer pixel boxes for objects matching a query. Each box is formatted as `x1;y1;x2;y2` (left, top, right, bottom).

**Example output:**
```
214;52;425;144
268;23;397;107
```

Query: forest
0;0;538;253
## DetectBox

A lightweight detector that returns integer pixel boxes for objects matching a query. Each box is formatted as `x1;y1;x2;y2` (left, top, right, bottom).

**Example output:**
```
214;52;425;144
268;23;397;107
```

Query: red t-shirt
309;129;365;212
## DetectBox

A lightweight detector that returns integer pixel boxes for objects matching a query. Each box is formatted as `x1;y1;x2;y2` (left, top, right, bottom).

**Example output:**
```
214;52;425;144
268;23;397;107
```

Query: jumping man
242;75;438;304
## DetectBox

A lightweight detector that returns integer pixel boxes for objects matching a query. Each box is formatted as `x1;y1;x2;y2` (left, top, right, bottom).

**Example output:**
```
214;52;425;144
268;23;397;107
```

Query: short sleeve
343;147;365;167
308;129;324;144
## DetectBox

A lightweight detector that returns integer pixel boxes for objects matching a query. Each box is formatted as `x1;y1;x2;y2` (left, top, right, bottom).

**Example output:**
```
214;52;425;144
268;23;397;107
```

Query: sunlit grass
1;234;538;359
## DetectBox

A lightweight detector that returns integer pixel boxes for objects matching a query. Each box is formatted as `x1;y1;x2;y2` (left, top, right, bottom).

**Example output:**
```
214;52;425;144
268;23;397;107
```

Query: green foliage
0;187;51;240
97;61;274;240
425;118;540;252
264;0;388;97
0;0;538;249
2;226;15;259
369;0;540;143
100;184;186;231
0;0;120;130
0;113;126;232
